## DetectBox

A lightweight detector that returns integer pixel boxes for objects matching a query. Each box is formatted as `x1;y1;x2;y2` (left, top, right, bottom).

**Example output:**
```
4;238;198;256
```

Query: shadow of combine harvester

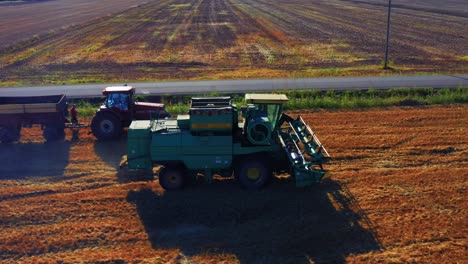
127;179;383;263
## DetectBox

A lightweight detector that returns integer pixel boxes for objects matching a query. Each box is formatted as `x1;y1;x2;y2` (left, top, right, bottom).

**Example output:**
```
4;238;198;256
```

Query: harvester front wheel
238;159;271;190
159;166;185;191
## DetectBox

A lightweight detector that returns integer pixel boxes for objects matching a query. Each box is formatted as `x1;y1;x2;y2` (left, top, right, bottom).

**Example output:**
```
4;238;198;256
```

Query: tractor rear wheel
158;166;186;191
237;159;271;189
91;113;122;140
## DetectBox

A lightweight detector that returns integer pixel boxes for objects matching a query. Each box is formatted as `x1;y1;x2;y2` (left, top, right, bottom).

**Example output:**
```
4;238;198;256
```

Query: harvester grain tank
124;93;330;190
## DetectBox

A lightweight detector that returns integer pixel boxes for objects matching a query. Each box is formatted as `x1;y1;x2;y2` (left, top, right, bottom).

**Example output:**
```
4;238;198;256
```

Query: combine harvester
123;94;330;190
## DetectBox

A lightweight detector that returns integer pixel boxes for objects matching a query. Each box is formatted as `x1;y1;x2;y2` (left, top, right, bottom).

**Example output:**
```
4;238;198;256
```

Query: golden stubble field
0;105;466;263
0;0;467;86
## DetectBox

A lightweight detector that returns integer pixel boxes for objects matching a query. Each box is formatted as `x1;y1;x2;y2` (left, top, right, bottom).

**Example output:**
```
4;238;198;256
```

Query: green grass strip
73;87;467;117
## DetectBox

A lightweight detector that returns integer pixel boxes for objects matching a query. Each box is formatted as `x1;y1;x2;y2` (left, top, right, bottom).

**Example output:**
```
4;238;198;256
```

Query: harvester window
266;104;281;130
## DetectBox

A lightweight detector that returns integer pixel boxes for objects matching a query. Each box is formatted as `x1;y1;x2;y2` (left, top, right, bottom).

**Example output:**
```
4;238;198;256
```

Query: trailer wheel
0;127;21;143
43;126;65;142
238;159;271;189
91;113;122;140
159;166;185;191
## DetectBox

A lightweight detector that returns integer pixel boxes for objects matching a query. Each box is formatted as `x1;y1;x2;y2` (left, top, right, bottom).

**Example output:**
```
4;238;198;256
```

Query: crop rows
0;0;466;86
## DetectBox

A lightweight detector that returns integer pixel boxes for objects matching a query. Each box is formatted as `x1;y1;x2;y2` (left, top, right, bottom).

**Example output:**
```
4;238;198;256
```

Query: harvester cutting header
124;93;330;190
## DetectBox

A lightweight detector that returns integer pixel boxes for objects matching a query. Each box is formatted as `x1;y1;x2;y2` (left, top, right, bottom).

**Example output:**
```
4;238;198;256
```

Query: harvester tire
159;166;185;191
238;159;271;190
91;113;122;140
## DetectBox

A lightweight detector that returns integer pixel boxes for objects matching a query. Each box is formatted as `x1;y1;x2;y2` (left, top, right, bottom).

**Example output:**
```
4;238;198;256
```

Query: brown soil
0;105;466;263
0;0;467;85
0;0;150;48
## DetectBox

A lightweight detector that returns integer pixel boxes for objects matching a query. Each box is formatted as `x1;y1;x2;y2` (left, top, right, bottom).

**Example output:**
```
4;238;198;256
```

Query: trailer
124;93;330;190
0;94;69;142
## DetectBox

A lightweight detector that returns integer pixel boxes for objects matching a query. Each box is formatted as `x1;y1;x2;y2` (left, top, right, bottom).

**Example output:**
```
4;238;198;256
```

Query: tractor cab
91;86;168;140
103;86;132;111
101;86;134;122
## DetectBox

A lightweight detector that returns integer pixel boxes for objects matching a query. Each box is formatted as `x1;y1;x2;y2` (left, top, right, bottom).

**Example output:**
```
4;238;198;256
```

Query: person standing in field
71;104;78;124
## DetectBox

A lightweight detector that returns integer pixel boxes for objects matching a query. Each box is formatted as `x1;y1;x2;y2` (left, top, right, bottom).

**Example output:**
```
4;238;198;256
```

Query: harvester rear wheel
159;166;185;191
238;159;271;189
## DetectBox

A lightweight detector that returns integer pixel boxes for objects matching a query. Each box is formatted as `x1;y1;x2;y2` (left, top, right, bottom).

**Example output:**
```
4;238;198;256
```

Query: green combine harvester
124;93;330;190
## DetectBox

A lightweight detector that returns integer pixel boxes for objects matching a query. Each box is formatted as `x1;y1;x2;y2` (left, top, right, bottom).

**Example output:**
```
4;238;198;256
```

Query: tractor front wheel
237;159;271;190
91;113;122;140
158;166;186;191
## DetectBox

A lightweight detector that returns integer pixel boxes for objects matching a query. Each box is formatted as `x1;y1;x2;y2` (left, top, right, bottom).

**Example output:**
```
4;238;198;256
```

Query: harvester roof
191;96;231;109
245;94;288;104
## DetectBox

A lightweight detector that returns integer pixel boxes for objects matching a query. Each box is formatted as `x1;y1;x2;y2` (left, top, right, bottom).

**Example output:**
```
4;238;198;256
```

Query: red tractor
91;86;169;140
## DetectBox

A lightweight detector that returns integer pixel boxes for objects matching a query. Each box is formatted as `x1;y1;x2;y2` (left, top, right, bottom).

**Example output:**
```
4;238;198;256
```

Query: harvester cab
241;94;287;145
242;94;330;187
124;93;330;190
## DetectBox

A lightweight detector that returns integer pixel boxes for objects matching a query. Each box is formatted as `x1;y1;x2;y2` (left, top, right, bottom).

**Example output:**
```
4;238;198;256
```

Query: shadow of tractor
127;179;383;263
93;138;127;168
93;137;153;183
0;141;71;179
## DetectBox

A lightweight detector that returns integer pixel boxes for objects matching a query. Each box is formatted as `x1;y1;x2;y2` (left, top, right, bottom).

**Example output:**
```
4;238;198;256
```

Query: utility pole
384;0;392;69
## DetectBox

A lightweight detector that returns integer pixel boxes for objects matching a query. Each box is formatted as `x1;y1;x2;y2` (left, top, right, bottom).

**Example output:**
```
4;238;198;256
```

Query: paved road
0;75;466;98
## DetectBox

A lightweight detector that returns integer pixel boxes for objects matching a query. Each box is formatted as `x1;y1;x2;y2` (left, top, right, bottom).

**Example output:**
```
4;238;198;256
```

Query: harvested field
0;0;467;86
0;105;466;263
0;0;150;48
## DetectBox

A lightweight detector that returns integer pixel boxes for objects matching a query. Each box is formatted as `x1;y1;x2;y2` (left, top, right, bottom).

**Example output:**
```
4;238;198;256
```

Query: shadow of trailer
0;94;70;143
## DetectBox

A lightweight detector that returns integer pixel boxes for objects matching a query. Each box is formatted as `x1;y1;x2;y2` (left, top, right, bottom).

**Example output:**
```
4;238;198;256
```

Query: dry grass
0;105;466;263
